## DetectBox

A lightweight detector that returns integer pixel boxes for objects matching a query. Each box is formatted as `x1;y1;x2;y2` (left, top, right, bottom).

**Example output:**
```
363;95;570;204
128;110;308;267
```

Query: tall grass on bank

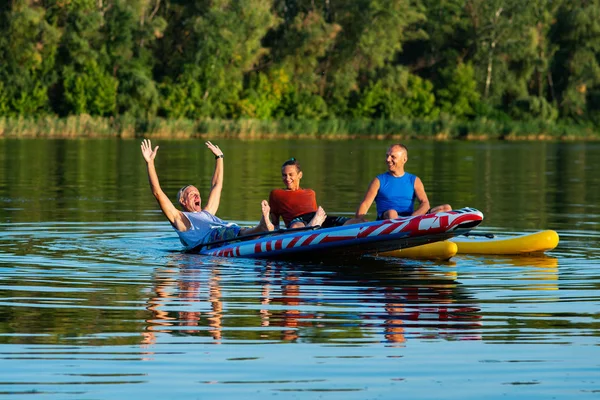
0;115;597;140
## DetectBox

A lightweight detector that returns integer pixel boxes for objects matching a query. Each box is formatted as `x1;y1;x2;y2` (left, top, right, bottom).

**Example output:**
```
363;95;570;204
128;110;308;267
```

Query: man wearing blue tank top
355;144;451;220
141;139;274;250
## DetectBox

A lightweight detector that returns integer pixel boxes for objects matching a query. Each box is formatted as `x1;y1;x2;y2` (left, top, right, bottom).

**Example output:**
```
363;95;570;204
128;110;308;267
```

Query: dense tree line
1;0;600;129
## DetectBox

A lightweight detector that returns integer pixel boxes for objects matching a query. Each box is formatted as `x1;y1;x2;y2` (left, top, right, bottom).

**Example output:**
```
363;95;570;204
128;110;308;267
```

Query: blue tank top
175;211;239;249
375;172;417;217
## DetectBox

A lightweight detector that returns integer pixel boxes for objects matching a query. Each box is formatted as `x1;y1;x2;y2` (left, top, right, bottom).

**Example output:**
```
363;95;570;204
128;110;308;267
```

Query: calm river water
0;138;599;399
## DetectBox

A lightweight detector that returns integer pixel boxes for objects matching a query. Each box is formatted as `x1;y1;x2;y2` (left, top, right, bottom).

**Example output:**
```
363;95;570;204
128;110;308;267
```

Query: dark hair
281;157;302;172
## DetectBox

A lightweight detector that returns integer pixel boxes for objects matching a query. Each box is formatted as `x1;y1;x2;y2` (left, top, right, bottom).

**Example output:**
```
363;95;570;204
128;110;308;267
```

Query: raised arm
141;139;187;231
202;141;224;215
412;177;431;216
355;178;380;219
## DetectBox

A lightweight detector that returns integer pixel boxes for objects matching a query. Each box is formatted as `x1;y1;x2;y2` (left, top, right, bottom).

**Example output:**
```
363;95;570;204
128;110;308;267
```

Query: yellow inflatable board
381;240;458;260
382;230;559;259
450;230;559;255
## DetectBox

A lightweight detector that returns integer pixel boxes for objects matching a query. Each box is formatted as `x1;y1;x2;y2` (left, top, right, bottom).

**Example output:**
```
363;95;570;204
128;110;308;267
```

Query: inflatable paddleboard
192;207;484;259
450;230;559;254
380;240;458;260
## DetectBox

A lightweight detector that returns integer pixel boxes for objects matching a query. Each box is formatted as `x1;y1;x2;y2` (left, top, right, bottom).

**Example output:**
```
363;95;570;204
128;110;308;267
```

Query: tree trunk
484;41;496;98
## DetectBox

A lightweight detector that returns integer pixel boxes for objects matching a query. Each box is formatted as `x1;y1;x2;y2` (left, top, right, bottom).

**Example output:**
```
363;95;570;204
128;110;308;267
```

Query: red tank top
268;189;317;226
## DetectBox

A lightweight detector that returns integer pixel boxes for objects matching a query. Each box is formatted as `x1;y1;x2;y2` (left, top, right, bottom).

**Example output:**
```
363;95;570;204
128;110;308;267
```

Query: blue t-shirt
374;172;417;218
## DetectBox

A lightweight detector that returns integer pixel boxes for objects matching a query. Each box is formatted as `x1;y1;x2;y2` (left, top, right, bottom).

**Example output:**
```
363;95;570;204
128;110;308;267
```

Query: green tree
0;2;60;116
62;62;118;115
103;0;166;118
551;0;600;123
508;96;558;121
352;67;438;119
238;69;291;119
465;0;536;105
323;0;426;115
158;0;278;119
436;62;480;118
52;2;110;115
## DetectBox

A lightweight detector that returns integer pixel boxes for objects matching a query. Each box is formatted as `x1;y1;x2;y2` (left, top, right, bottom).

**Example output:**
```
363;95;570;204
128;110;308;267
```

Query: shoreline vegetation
3;2;600;140
0;115;597;141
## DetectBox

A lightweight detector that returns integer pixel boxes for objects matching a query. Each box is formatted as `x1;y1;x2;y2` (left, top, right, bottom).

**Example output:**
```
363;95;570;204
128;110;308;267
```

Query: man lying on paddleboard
140;139;274;249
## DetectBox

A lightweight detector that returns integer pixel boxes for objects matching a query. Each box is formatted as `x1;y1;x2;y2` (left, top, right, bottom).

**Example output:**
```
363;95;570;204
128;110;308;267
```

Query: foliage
352;67;438;119
0;0;600;134
62;62;118;115
508;96;558;121
436;63;480;118
238;69;291;119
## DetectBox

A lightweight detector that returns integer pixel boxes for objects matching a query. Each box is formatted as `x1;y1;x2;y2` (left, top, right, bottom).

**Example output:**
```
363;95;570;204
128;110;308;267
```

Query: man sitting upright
355;143;451;220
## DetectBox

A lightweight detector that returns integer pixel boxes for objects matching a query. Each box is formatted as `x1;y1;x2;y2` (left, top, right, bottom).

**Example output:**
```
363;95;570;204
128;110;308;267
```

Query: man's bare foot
260;200;275;231
307;206;327;227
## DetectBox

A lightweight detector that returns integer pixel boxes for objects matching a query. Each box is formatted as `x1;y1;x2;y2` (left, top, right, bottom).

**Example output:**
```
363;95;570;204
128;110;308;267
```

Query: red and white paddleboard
194;207;484;260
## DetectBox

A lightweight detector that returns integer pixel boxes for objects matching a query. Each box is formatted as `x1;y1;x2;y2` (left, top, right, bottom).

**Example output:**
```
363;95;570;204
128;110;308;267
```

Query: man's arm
202;141;224;216
412;177;431;216
140;139;187;231
355;178;380;218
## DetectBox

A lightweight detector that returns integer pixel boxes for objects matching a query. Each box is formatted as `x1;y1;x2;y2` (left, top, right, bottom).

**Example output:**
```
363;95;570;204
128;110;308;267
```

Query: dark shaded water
0;139;599;399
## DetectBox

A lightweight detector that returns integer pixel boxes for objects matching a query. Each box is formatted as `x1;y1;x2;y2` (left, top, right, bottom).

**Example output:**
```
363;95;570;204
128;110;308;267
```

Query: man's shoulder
376;172;390;182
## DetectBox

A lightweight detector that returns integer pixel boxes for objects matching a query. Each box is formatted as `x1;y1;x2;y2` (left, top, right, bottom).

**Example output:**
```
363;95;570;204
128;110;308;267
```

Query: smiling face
178;185;202;212
281;165;303;190
386;144;408;176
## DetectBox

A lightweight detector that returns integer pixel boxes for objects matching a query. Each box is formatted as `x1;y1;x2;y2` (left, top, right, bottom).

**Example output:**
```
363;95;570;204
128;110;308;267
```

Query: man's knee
289;221;307;229
383;209;399;219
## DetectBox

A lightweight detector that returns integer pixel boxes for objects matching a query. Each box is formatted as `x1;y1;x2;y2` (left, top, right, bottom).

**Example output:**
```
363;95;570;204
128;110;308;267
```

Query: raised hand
205;141;223;158
141;139;158;163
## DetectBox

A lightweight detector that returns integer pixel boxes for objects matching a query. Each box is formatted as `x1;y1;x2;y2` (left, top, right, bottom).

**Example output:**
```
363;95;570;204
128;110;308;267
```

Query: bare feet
307;206;327;227
343;217;367;225
260;200;275;231
429;204;452;214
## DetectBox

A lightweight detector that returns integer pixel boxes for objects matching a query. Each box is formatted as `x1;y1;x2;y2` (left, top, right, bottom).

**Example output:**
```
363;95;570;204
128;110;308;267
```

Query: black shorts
376;209;430;220
288;212;350;228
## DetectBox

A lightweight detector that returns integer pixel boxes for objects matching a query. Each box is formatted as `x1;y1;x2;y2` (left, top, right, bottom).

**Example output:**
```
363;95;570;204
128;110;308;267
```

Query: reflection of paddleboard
381;241;457;260
451;230;559;255
476;255;559;291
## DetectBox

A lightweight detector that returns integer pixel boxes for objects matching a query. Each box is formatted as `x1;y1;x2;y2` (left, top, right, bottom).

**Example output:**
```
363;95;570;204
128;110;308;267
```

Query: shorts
288;212;350;229
376;209;431;220
205;225;242;243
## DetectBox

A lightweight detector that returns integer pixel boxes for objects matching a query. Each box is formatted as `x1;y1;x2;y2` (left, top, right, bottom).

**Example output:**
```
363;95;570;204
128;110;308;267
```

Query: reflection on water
142;258;483;346
1;140;599;398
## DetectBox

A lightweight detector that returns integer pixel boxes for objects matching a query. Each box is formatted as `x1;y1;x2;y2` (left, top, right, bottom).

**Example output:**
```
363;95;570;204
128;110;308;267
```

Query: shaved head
389;143;408;154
